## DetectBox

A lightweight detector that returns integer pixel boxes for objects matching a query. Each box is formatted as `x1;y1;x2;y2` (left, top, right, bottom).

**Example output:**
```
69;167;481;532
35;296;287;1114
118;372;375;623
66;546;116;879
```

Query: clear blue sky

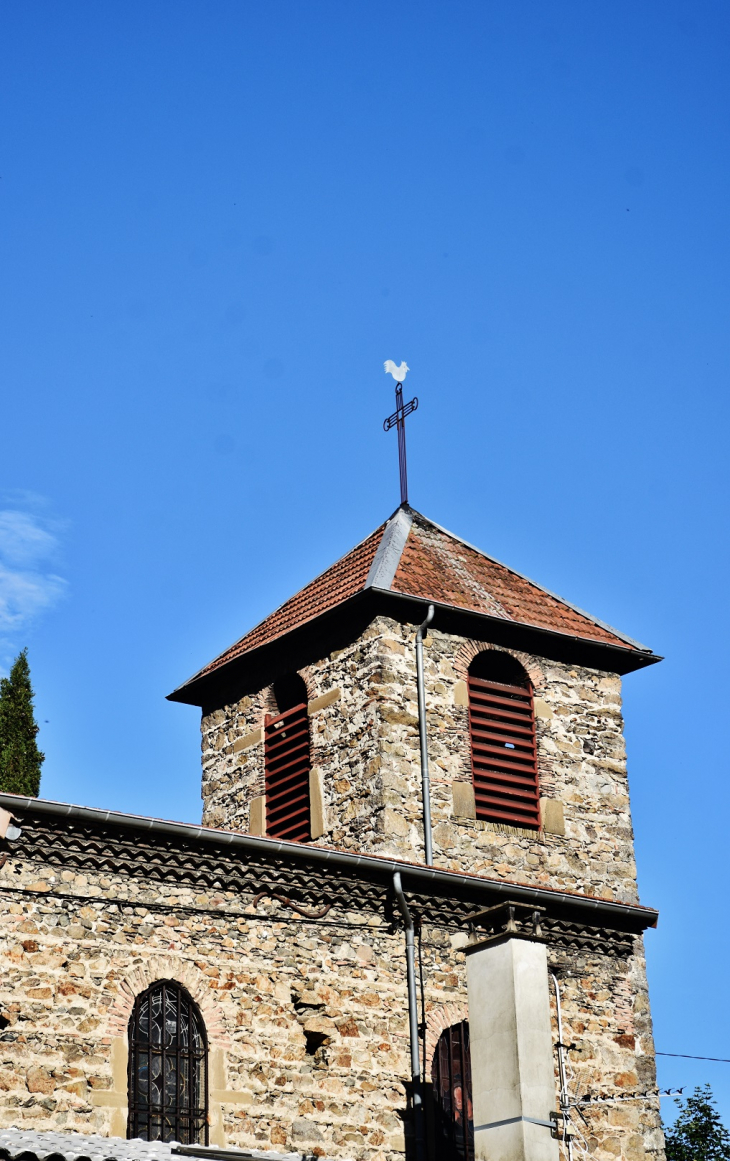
2;0;729;1128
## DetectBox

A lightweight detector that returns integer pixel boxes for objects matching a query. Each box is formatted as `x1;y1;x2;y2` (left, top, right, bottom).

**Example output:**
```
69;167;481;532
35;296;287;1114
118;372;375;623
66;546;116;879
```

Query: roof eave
372;588;661;674
0;792;659;934
168;586;660;707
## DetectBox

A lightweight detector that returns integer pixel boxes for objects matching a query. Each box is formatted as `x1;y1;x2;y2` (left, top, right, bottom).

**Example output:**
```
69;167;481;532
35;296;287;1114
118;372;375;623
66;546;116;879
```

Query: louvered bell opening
264;703;311;842
467;675;540;829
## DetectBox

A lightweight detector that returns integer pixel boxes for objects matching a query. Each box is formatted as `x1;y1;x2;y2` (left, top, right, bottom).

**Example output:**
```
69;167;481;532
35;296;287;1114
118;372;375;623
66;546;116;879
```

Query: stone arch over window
264;671;312;841
127;979;208;1145
107;958;228;1046
430;1019;474;1161
454;640;543;690
467;650;540;829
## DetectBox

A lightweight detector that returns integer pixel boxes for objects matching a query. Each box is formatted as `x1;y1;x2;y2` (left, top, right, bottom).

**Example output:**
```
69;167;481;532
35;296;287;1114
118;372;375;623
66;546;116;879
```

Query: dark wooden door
431;1020;474;1161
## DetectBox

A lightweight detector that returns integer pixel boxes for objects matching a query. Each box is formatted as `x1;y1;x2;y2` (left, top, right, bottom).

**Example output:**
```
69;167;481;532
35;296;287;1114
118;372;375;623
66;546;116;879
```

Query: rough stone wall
547;939;664;1159
0;854;663;1161
201;623;386;848
192;614;664;1159
202;615;638;906
356;617;639;905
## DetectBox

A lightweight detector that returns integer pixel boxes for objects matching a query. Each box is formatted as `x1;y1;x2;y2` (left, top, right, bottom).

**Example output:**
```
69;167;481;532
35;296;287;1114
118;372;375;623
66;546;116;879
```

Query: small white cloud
0;508;67;633
0;511;59;568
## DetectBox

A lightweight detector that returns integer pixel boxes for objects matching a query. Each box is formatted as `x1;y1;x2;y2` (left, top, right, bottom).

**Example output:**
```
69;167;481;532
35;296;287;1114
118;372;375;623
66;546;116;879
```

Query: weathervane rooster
382;360;417;505
384;360;409;383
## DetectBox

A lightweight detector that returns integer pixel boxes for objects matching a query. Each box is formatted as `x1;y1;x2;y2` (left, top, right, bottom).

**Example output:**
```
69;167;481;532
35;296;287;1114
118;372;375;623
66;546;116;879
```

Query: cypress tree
665;1085;730;1161
0;648;44;796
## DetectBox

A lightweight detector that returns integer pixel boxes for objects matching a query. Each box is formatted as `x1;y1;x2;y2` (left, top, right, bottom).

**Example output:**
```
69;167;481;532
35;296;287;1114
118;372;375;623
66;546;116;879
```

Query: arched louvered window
467;651;540;829
264;672;311;841
431;1020;474;1161
127;980;208;1145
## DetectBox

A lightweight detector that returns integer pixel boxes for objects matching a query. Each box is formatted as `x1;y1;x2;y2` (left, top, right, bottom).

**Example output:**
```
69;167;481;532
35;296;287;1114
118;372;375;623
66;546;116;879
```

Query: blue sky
2;0;730;1127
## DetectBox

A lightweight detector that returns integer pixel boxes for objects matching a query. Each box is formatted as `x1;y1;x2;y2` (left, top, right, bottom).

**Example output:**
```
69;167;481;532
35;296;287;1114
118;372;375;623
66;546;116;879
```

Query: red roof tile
196;522;387;677
392;518;629;649
174;507;647;695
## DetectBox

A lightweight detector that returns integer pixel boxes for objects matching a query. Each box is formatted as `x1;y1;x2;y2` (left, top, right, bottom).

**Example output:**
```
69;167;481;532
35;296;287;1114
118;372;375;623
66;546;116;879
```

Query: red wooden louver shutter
264;702;311;842
467;674;540;829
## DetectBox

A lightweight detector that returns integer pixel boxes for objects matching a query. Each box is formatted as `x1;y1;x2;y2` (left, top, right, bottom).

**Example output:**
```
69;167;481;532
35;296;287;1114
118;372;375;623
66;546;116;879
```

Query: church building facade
0;505;665;1161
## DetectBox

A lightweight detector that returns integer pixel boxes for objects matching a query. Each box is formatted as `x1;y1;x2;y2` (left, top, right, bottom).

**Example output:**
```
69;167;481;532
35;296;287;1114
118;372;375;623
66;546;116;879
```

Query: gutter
372;588;661;670
0;794;658;932
415;604;435;865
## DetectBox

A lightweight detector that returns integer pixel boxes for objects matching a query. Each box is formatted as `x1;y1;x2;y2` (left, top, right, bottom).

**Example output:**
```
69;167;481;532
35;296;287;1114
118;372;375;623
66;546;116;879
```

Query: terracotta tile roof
392;517;632;649
0;1127;336;1161
196;522;387;678
173;506;648;695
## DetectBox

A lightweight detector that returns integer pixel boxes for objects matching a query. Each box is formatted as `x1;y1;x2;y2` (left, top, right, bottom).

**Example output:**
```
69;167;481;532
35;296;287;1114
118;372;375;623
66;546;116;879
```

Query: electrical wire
657;1052;730;1064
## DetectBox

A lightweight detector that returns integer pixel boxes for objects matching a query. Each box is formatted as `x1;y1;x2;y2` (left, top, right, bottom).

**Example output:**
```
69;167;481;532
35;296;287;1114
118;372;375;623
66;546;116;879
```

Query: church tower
0;499;664;1161
166;501;664;1160
170;503;657;911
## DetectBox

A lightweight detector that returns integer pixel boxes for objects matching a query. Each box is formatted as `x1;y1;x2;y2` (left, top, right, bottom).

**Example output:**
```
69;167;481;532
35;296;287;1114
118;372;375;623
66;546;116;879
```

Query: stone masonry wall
200;622;386;850
202;615;639;906
194;613;663;1158
0;851;663;1161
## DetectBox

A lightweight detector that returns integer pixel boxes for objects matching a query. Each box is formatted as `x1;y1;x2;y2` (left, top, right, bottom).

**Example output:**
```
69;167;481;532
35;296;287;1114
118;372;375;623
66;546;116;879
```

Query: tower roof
169;506;659;705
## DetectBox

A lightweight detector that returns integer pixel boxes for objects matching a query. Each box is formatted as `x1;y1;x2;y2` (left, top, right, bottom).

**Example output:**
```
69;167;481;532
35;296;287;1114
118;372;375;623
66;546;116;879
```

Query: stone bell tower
169;504;657;902
168;503;664;1160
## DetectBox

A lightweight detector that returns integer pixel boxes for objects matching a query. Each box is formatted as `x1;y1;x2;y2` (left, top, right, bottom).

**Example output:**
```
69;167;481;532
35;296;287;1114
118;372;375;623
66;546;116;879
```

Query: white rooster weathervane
383;361;418;505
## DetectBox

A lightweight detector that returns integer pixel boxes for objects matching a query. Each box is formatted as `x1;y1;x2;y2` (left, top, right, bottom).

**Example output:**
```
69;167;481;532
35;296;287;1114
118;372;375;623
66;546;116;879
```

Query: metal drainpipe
416;604;435;866
393;871;427;1161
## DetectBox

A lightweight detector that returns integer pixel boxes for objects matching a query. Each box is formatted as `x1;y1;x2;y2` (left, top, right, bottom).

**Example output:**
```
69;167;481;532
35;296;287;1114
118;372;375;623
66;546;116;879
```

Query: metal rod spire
383;380;418;506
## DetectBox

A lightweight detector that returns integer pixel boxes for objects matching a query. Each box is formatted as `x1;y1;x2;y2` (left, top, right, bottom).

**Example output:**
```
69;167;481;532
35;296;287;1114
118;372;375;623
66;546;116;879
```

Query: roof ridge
404;508;649;652
364;506;413;589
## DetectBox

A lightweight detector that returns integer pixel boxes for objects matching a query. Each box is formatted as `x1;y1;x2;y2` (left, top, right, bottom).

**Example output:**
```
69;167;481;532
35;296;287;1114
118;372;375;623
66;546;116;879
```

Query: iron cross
383;381;419;506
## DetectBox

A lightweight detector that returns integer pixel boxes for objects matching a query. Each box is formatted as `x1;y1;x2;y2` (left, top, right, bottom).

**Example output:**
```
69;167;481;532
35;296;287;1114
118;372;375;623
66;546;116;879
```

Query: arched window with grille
467;650;540;829
431;1020;474;1161
127;980;208;1145
264;672;311;841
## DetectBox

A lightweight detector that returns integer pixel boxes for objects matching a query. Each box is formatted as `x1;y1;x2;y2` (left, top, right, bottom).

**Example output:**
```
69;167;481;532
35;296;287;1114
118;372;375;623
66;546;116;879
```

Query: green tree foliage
0;649;44;796
665;1085;730;1161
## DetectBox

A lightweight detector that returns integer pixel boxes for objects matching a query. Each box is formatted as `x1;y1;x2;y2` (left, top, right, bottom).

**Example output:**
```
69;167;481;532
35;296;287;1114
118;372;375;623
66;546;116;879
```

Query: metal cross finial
383;378;418;506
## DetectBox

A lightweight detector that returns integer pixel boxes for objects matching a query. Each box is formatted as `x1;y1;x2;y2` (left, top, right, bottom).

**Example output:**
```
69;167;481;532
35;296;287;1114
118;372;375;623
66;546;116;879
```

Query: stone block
26;1067;54;1095
90;1091;125;1107
310;769;326;839
540;798;565;836
381;808;410;837
454;680;468;707
452;781;476;820
211;1088;253;1105
249;796;266;836
307;688;341;714
533;697;554;720
233;728;262;754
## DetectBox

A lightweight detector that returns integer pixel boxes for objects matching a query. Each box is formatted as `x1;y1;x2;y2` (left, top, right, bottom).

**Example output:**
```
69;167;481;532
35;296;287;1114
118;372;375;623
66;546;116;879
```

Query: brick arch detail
262;668;314;718
297;666;317;700
454;640;544;690
261;684;278;717
106;957;230;1048
424;1000;470;1075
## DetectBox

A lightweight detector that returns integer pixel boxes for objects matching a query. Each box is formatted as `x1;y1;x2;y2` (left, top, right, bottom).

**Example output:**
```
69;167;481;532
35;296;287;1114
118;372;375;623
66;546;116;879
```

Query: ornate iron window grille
127;979;208;1144
431;1019;474;1161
